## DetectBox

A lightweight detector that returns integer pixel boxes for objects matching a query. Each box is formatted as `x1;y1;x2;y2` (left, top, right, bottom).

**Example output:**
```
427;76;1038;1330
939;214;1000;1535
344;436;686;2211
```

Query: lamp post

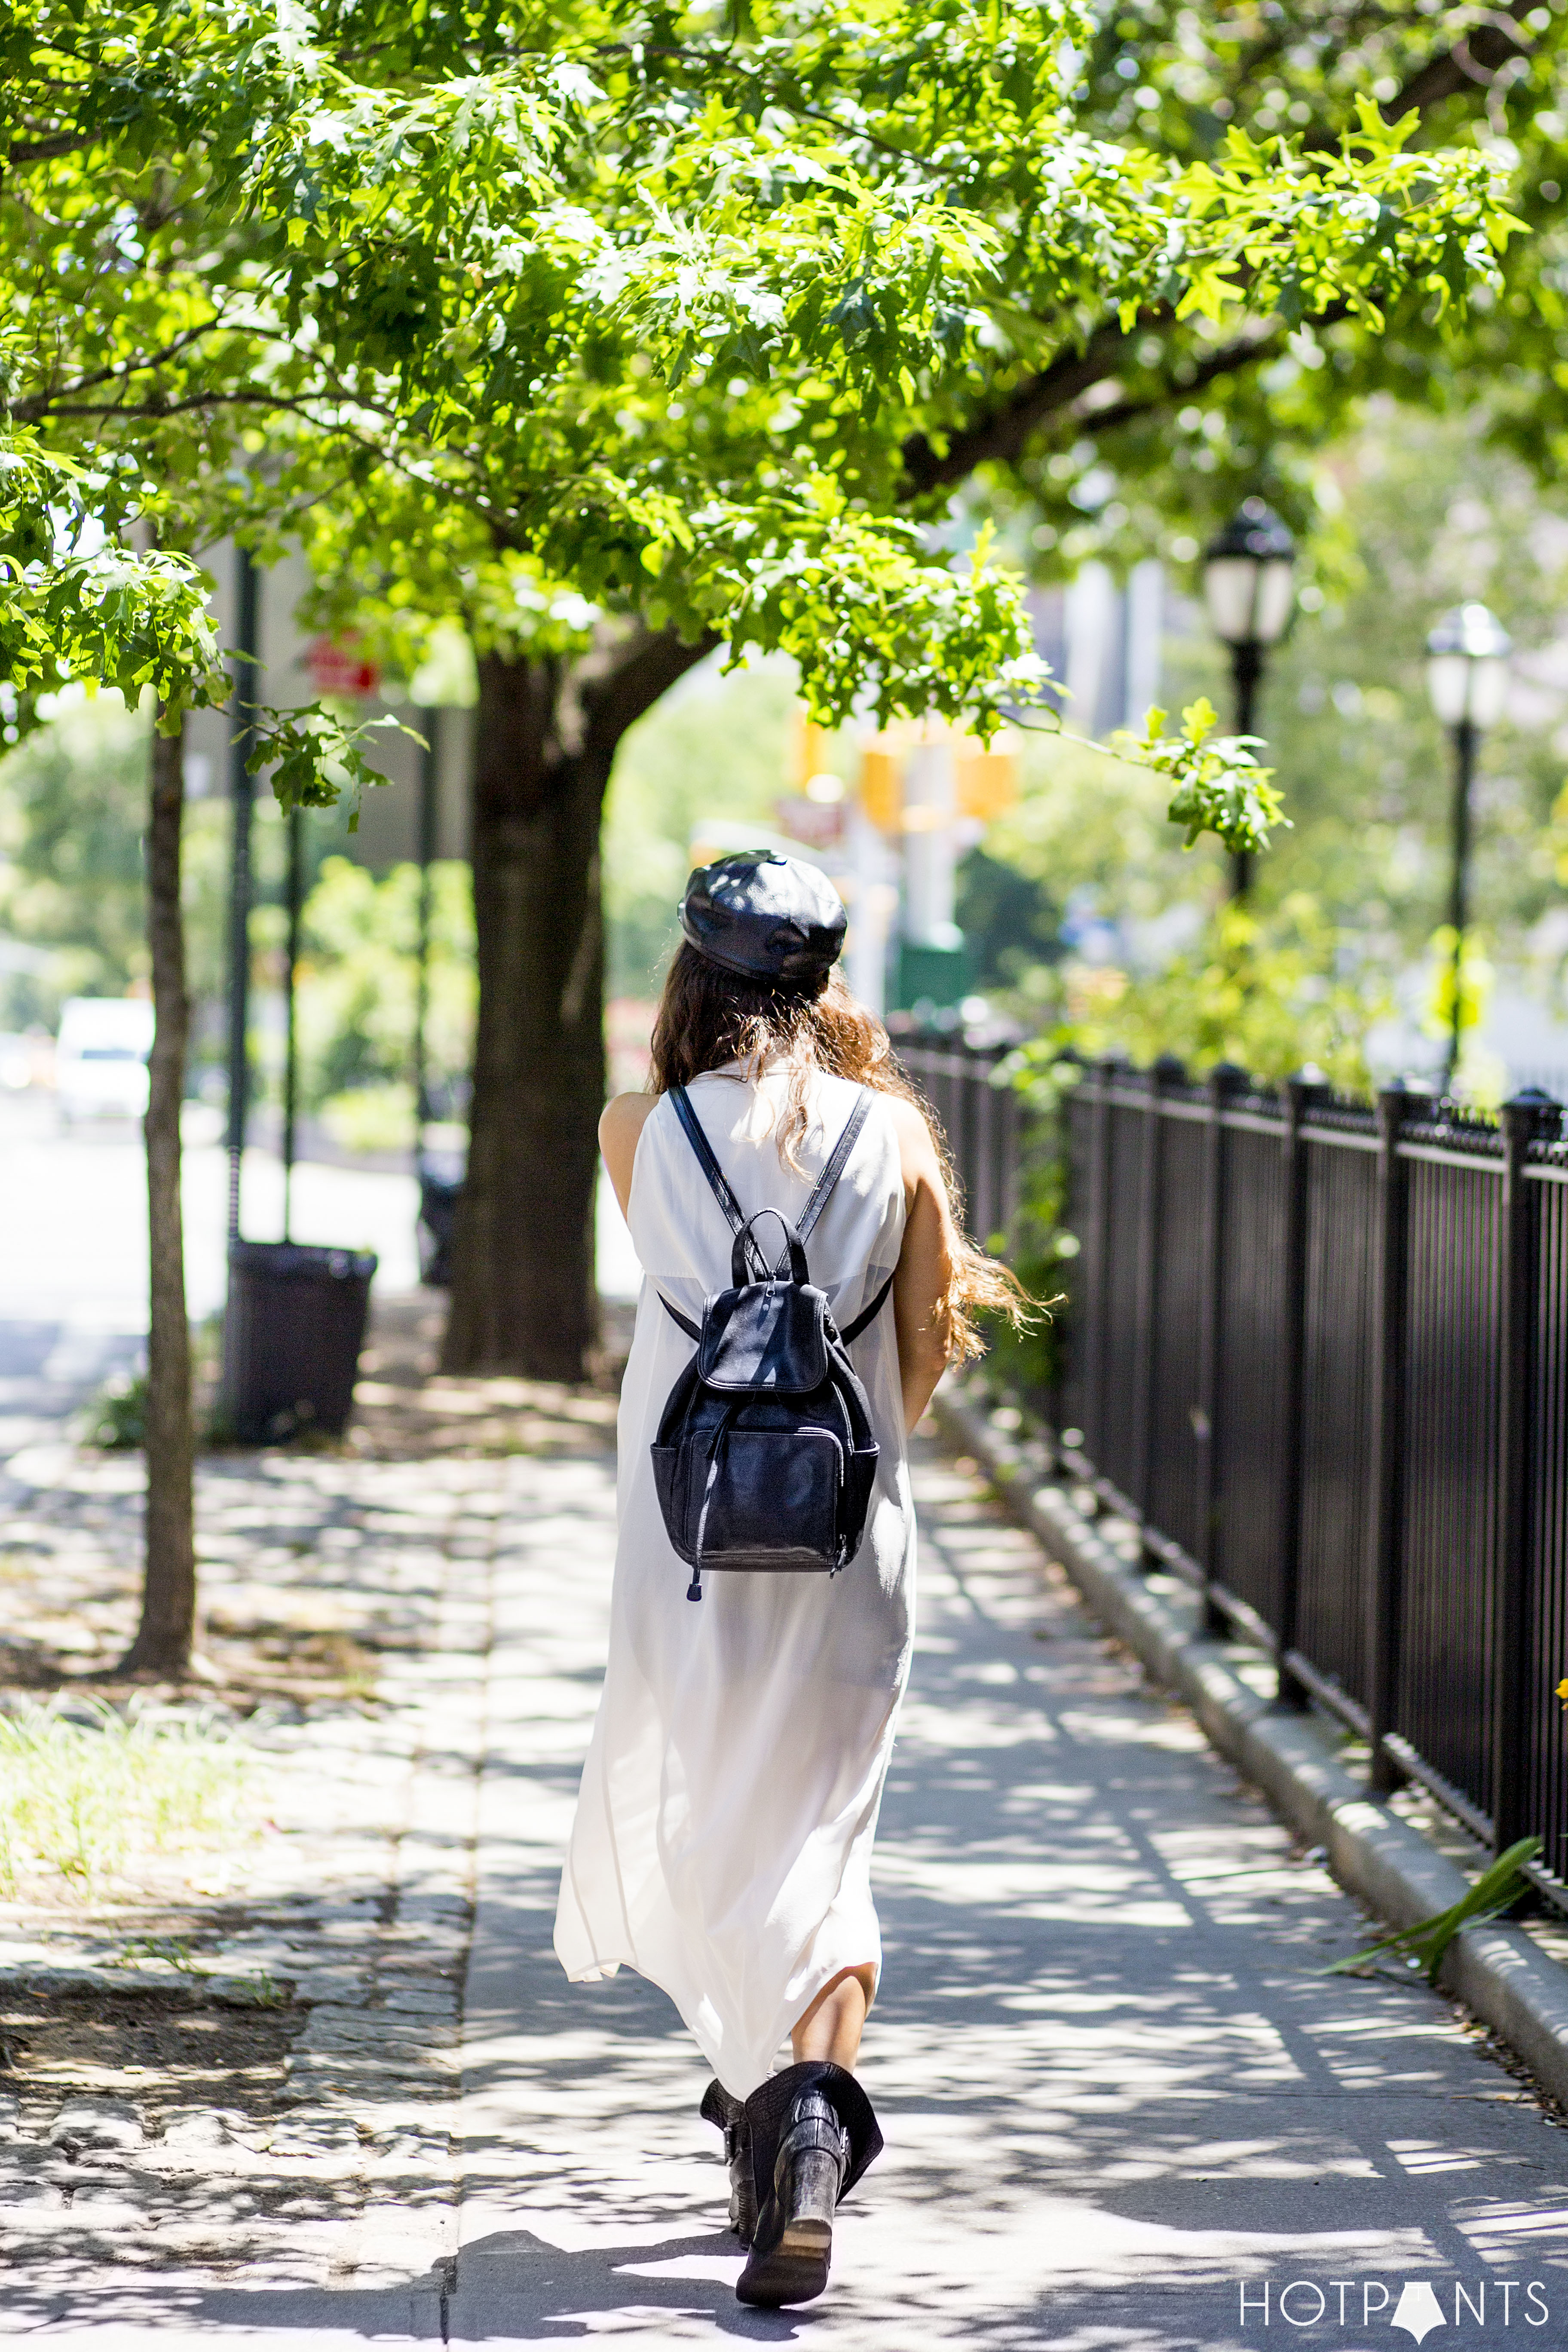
225;545;260;1243
1425;602;1512;1095
1203;499;1296;899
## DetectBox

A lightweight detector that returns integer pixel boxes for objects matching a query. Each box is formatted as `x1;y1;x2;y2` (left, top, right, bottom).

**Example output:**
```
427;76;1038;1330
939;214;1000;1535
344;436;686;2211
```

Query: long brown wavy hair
647;942;1031;1362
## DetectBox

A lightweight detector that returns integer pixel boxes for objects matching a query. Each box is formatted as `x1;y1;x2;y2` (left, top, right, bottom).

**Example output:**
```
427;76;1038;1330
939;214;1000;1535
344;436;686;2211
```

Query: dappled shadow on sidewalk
10;1430;1568;2343
0;1307;621;2316
0;2225;795;2343
432;1446;1568;2345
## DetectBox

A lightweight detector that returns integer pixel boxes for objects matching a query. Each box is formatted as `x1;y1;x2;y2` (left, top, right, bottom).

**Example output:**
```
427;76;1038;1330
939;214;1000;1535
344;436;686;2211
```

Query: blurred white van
56;998;155;1122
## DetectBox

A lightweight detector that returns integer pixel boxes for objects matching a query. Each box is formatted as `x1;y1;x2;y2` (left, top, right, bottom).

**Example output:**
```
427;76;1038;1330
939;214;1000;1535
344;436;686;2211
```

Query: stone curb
934;1381;1568;2111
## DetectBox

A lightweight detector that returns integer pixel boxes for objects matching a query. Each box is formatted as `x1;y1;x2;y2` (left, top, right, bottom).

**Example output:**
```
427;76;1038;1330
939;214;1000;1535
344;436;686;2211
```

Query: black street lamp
225;545;260;1243
1203;498;1296;899
1425;601;1512;1094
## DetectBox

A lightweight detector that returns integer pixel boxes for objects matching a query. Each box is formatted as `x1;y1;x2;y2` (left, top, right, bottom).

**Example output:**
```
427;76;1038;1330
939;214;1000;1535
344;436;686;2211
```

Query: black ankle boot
734;2063;881;2309
698;2079;756;2244
736;2088;847;2306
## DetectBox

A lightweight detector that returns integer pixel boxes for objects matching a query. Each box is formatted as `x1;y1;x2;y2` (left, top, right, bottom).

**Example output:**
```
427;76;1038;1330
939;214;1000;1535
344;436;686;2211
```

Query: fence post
1133;1055;1185;1537
980;1047;1007;1247
1044;1050;1080;1440
971;1053;994;1243
1367;1080;1417;1796
1491;1088;1559;1852
1084;1057;1118;1464
1276;1070;1329;1705
998;1060;1021;1241
1198;1063;1247;1636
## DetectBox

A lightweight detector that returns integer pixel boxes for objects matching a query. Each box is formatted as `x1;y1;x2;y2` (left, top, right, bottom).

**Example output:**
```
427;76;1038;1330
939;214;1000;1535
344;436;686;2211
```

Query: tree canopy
2;0;1527;848
965;1;1568;573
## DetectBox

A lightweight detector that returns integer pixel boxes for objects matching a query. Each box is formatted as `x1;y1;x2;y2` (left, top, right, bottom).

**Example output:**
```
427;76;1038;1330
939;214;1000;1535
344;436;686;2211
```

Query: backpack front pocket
693;1425;843;1572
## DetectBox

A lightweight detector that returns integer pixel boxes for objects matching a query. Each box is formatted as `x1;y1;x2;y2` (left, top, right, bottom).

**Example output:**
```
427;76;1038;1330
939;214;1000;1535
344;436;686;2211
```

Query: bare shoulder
599;1090;658;1153
882;1092;943;1186
599;1091;658;1219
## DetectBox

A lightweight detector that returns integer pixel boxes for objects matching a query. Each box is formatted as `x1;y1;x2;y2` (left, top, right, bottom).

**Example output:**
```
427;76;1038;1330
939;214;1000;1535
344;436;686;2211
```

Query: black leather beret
680;851;847;981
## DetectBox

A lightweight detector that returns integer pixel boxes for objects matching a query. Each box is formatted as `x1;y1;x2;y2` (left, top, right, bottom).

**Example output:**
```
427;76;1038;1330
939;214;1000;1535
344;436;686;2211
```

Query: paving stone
47;2098;144;2150
0;2177;64;2209
158;2110;242;2150
380;1987;459;2016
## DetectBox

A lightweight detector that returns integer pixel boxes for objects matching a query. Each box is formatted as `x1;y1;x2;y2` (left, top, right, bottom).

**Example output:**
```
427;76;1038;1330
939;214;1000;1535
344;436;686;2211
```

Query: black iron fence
898;1039;1568;1895
893;1035;1025;1252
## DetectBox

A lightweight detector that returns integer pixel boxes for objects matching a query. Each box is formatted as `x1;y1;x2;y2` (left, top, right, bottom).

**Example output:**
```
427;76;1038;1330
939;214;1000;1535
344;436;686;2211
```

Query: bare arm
599;1090;657;1221
886;1096;959;1435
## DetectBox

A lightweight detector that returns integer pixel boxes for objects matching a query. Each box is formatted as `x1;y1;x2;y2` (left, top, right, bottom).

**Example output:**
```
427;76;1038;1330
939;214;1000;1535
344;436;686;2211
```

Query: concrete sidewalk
438;1443;1568;2348
12;1432;1568;2345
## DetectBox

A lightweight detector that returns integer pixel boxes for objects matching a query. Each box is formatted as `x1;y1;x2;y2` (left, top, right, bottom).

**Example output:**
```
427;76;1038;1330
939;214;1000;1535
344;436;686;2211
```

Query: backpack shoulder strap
839;1270;894;1344
669;1084;746;1235
797;1089;874;1242
658;1290;702;1342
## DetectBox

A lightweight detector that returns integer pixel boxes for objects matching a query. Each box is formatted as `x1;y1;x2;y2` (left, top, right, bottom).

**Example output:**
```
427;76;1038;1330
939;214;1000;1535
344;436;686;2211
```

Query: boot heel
736;2090;848;2308
789;2146;841;2230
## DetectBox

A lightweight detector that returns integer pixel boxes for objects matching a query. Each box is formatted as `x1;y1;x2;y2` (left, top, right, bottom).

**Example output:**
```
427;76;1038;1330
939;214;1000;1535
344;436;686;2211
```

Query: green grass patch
0;1698;251;1894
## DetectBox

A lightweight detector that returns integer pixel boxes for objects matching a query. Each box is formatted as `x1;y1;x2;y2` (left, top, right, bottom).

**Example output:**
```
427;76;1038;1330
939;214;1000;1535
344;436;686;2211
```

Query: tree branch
901;6;1538;500
1384;0;1537;121
582;622;720;760
17;386;390;428
9;318;239;418
1074;303;1352;442
4;131;87;167
899;317;1141;496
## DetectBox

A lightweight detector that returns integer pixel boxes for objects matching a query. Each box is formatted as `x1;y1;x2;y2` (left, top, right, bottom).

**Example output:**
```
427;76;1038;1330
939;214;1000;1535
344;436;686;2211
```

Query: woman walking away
555;850;1025;2309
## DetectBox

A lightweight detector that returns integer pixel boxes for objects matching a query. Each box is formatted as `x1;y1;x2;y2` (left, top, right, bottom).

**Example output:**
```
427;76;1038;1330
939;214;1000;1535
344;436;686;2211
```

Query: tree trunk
121;717;196;1674
443;630;713;1380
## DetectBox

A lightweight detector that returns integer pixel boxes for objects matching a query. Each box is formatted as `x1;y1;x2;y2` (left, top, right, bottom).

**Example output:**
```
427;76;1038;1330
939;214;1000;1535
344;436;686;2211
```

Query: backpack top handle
729;1209;809;1290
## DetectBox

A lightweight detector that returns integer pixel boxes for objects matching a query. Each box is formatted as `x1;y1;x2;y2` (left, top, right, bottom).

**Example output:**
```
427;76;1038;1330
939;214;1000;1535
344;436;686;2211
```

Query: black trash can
417;1170;464;1289
222;1241;377;1444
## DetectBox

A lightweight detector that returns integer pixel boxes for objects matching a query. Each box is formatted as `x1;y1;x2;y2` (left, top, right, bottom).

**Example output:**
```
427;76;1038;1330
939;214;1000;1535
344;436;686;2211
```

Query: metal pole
1228;640;1263;901
1084;1059;1116;1464
413;707;438;1147
1276;1070;1329;1704
1491;1088;1558;1852
225;547;260;1243
1133;1054;1185;1545
1044;1057;1075;1441
1367;1081;1415;1795
1444;717;1477;1094
1198;1062;1246;1634
281;803;303;1243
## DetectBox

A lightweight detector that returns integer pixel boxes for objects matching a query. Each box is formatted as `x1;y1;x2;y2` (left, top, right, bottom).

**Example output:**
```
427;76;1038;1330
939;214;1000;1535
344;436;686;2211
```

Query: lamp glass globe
1203;557;1261;645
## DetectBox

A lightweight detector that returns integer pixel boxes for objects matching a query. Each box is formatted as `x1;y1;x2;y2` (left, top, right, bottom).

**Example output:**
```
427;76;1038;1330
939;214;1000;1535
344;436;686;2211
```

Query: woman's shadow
449;2221;824;2340
183;2223;824;2342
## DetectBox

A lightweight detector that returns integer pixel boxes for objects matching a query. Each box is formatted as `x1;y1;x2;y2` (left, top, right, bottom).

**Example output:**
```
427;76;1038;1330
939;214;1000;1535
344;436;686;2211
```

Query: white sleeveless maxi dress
554;1064;914;2098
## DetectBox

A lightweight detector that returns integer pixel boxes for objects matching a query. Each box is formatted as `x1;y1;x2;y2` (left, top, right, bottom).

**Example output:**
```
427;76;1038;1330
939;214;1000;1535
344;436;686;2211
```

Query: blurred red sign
306;637;380;700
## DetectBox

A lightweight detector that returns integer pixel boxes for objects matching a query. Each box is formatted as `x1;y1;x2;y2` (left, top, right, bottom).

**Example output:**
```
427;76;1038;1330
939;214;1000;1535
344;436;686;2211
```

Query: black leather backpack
650;1085;894;1602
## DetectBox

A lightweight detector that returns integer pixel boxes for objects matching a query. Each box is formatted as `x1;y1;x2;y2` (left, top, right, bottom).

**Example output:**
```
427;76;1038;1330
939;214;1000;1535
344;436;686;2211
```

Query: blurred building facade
1027;557;1166;740
184;544;471;869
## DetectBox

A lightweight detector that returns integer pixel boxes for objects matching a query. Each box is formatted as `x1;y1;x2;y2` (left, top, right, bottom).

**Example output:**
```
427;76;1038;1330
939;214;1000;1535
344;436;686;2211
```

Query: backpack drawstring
688;1405;739;1602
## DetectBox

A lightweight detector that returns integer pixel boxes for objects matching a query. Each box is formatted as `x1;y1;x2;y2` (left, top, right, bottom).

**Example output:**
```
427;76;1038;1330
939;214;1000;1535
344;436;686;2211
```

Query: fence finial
1504;1087;1561;1144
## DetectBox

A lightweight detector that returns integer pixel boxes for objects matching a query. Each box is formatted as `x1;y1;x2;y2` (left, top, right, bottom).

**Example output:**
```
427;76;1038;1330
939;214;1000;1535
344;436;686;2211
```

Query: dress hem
554;1932;882;2100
